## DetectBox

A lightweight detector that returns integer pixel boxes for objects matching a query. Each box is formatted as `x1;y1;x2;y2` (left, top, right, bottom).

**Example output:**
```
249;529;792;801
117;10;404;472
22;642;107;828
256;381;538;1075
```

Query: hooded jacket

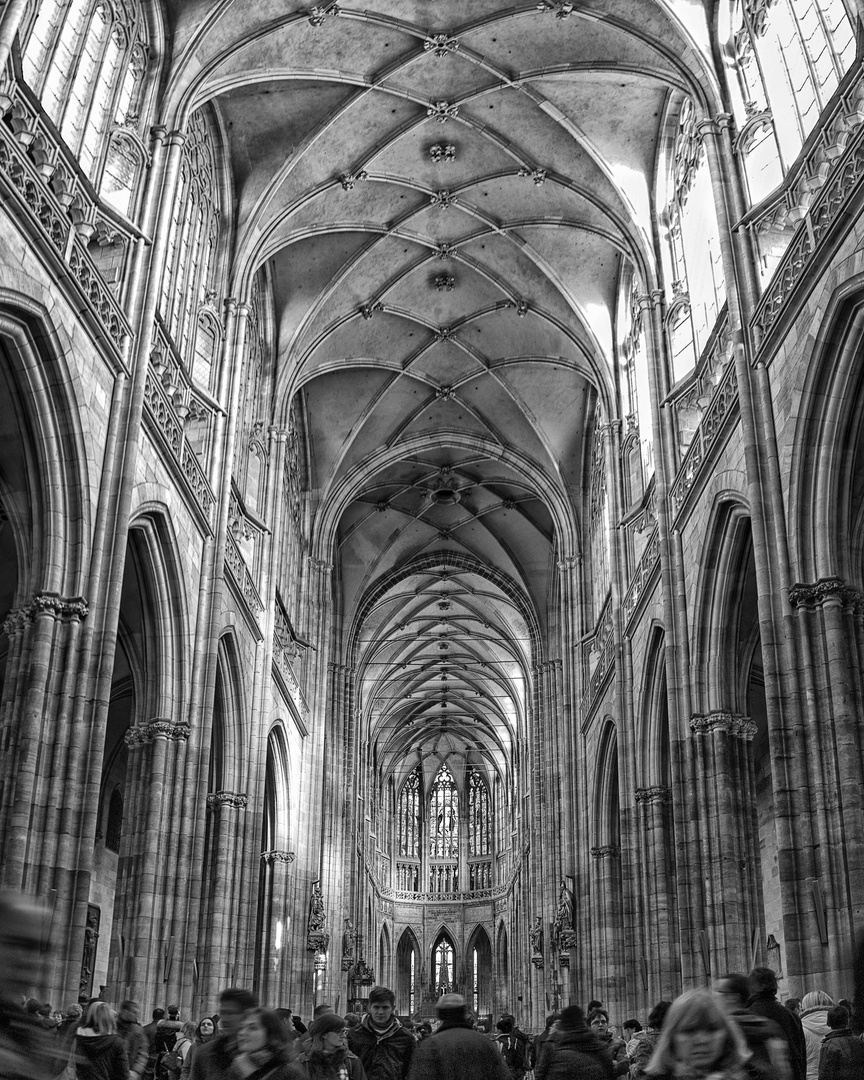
800;1009;831;1080
535;1026;615;1080
347;1015;414;1080
74;1033;129;1080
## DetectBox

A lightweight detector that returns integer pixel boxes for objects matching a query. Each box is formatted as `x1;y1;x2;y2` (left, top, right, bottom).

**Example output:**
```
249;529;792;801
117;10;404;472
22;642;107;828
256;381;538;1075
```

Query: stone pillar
198;790;248;1002
118;718;191;1003
0;0;29;70
258;849;296;1005
635;786;679;1000
687;712;760;979
590;845;623;1004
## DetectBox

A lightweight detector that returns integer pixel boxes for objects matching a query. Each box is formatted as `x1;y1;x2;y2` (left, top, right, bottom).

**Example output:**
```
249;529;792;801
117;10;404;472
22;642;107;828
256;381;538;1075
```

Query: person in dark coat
347;987;414;1080
233;1009;297;1080
817;1005;864;1080
189;988;258;1080
535;1005;615;1080
117;1001;149;1080
715;973;789;1080
143;1009;165;1080
407;993;509;1080
72;1002;129;1080
748;968;807;1080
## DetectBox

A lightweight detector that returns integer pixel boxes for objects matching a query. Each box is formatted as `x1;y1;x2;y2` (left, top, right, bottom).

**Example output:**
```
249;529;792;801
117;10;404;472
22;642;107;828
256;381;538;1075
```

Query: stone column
258;849;296;1006
688;712;760;978
198;790;248;1002
0;0;29;70
118;717;191;1003
634;786;679;1000
590;845;623;1004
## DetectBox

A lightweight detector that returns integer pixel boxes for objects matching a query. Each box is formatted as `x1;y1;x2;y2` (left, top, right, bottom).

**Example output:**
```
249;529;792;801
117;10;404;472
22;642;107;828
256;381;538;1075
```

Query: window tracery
22;0;149;200
433;936;454;996
467;767;489;857
398;766;420;859
429;762;458;858
159;109;221;367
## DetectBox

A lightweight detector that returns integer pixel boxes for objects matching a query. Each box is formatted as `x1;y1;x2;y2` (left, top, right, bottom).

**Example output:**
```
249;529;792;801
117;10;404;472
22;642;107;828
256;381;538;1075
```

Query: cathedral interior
2;0;864;1029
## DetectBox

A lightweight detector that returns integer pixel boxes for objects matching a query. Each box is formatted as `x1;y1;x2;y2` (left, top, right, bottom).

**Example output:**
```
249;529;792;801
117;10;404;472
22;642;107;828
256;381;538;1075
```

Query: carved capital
125;719;191;748
590;845;620;859
260;849;296;865
308;556;333;575
2;605;33;637
689;712;757;740
635;785;672;805
306;930;330;953
32;593;90;621
206;790;248;810
788;577;864;612
530;954;545;968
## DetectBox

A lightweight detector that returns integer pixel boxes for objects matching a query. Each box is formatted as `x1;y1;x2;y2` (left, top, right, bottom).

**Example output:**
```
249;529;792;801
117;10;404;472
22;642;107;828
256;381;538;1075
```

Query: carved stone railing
581;594;615;719
272;601;310;721
669;358;739;514
665;306;731;455
752;75;864;348
225;531;264;614
622;526;660;627
0;76;131;360
143;361;215;525
468;859;492;890
378;881;510;904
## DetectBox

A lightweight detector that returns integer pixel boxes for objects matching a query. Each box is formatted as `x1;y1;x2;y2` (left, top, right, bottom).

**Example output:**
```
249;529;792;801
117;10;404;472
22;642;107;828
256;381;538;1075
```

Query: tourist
143;1009;166;1080
799;991;835;1080
117;1001;149;1080
71;1001;129;1080
347;986;414;1080
492;1016;531;1079
532;1014;560;1065
785;1000;802;1019
407;993;508;1080
588;1009;629;1076
163;1021;196;1079
287;1013;365;1080
535;1004;614;1080
0;892;55;1080
645;989;750;1080
748;968;807;1080
232;1009;295;1080
714;973;789;1080
57;1005;84;1057
817;1004;864;1080
180;1018;215;1080
189;988;258;1080
627;1002;670;1080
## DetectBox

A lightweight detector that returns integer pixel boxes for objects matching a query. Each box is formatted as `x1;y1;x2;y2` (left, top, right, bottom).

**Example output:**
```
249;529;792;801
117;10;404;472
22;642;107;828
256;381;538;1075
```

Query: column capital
590;844;621;859
124;718;190;748
690;712;757;740
308;556;334;575
206;790;248;810
635;785;672;805
789;577;864;612
260;849;296;865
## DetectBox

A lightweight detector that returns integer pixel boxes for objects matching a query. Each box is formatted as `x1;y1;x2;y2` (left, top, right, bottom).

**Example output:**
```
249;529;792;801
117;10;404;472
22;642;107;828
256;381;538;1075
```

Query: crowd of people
5;968;864;1080
3;893;864;1080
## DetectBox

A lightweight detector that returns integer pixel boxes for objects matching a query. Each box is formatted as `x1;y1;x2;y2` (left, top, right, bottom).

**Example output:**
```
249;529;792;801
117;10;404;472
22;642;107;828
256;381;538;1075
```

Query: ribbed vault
166;0;716;804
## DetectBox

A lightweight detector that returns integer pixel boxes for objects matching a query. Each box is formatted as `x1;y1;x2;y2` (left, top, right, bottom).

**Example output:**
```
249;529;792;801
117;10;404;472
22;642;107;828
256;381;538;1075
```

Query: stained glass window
429;763;458;858
398;766;420;858
467;767;490;856
434;936;454;996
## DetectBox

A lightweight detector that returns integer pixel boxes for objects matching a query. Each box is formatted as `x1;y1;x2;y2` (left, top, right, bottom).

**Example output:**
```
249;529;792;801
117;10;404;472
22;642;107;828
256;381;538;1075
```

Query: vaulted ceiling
166;0;716;786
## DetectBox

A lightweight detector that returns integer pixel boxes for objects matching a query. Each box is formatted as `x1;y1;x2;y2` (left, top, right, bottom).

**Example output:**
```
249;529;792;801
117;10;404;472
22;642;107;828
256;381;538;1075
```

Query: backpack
160;1041;185;1078
496;1033;529;1077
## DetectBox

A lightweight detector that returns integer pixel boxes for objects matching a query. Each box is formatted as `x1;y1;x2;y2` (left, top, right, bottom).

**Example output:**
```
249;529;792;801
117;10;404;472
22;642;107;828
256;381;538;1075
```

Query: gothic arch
210;630;248;794
396;926;421;1016
788;281;864;583
638;623;670;785
430;926;458;996
465;924;493;1016
593;717;621;848
379;922;391;987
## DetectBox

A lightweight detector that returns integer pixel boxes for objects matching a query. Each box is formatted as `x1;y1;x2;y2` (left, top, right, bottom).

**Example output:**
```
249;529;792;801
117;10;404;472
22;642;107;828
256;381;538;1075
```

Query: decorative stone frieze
788;577;864;612
429;144;456;164
427;101;459;123
260;850;296;865
590;845;620;859
424;35;460;57
124;719;191;748
206;791;248;809
689;713;757;740
635;785;672;805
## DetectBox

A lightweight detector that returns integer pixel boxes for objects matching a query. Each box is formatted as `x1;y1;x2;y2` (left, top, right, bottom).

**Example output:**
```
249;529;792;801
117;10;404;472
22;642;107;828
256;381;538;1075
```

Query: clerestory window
429;762;458;858
467;766;489;857
398;766;420;859
21;0;149;205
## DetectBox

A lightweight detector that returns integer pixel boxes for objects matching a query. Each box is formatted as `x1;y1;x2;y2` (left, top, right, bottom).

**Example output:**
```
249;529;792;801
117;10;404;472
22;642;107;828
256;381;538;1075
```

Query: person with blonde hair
799;992;834;1080
645;990;750;1080
71;1001;129;1080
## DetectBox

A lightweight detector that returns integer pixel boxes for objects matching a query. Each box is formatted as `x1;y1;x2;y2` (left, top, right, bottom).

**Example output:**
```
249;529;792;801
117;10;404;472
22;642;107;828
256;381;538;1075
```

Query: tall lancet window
398;767;420;859
467;767;490;856
433;936;454;996
429;763;458;858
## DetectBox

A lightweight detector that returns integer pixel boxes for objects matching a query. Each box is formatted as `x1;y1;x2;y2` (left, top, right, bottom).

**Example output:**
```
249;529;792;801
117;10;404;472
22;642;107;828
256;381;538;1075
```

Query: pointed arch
431;926;457;997
379;922;391;988
593;717;621;849
210;630;248;793
466;924;493;1018
639;623;670;785
396;926;421;1017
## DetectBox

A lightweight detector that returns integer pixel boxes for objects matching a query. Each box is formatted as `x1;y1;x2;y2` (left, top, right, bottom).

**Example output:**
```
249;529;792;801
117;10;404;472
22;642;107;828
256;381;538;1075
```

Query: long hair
306;1013;349;1078
241;1009;293;1063
646;990;749;1076
85;1002;116;1035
